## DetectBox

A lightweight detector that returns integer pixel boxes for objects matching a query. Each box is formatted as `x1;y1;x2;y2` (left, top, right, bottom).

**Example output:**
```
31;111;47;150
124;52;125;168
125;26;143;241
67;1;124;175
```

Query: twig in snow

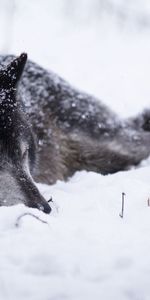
15;212;48;227
119;192;126;218
48;197;53;203
147;198;150;207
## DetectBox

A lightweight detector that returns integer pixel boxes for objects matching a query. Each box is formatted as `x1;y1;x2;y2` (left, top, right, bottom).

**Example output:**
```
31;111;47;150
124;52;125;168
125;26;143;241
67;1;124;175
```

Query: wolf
0;53;150;214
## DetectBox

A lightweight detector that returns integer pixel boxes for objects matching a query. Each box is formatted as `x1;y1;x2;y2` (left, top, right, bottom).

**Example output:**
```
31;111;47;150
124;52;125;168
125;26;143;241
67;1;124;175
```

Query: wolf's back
0;54;150;184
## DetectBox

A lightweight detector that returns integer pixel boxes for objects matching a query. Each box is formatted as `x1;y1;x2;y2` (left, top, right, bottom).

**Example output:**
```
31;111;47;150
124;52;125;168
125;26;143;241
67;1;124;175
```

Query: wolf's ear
0;53;27;89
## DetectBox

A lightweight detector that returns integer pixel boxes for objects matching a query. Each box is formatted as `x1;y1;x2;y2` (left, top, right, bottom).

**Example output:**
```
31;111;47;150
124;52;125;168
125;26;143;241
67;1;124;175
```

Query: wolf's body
0;54;150;213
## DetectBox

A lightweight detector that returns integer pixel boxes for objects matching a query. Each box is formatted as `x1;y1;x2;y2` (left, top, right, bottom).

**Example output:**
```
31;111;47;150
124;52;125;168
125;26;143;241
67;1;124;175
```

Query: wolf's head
0;53;51;213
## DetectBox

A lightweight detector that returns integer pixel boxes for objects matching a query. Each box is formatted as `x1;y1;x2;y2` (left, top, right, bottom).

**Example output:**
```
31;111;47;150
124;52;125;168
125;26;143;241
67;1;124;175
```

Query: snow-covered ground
0;1;150;299
1;167;150;300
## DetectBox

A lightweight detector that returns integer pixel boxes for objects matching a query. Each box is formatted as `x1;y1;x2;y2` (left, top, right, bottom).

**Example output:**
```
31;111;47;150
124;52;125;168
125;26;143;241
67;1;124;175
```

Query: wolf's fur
0;53;150;212
0;54;51;213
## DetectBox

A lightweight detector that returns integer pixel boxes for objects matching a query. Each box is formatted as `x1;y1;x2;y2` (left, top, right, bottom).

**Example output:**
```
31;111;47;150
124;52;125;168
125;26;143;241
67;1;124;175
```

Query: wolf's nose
43;202;52;214
37;201;52;214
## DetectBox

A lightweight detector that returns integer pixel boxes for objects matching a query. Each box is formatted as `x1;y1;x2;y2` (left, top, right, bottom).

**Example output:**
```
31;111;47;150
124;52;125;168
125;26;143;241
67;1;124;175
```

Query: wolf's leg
34;127;150;184
63;134;143;176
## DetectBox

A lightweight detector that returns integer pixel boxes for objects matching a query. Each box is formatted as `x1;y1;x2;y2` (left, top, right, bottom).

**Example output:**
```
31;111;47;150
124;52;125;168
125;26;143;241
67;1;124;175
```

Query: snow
1;167;150;300
0;0;150;299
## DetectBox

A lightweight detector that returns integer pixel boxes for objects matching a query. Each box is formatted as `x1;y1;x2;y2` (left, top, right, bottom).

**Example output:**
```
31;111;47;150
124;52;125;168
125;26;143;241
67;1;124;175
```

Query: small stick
148;198;150;207
48;197;53;203
15;212;48;227
119;192;126;218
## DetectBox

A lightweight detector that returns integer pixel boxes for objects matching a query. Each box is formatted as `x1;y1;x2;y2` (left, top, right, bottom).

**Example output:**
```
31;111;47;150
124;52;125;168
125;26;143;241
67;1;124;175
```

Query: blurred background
0;0;150;117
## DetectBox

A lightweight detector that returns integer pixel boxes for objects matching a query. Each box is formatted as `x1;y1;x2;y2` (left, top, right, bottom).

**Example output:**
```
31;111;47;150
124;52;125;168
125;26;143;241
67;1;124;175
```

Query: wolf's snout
36;200;52;214
23;183;52;214
23;187;52;214
14;169;52;214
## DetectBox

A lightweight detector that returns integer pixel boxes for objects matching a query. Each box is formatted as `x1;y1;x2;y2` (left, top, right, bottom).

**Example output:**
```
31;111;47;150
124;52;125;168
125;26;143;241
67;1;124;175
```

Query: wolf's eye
21;142;29;161
22;148;28;160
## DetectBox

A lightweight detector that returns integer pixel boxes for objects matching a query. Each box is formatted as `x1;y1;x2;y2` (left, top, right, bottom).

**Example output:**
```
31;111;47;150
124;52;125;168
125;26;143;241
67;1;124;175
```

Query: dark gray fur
0;53;150;213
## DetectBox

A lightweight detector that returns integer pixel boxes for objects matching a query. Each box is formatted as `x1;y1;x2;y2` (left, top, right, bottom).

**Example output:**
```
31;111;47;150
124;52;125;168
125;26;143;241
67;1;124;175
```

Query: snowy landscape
1;0;150;299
